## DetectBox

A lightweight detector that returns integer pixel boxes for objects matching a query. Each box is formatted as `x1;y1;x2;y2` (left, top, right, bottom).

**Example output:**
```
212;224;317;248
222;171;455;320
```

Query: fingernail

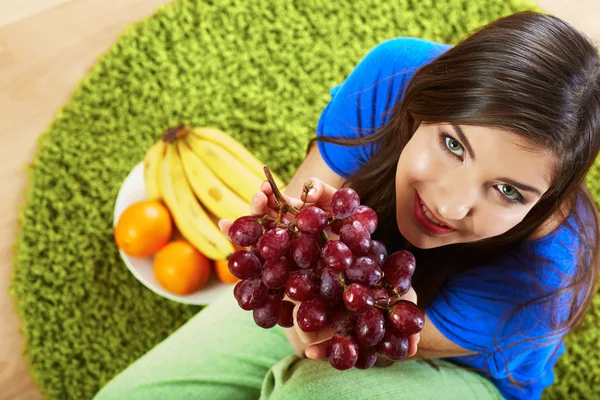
305;348;315;359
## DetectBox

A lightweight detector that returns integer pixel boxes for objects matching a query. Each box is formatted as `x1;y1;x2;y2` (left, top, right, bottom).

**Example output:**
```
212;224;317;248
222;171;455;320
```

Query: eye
439;133;465;158
496;184;525;204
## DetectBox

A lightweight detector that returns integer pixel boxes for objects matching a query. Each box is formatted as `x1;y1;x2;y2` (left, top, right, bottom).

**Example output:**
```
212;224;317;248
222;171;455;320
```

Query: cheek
472;208;526;239
397;140;439;184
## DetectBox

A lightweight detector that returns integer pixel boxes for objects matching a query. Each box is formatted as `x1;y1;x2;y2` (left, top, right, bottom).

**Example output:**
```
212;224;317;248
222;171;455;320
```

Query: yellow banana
190;126;286;189
185;134;265;204
143;140;166;200
177;138;250;222
158;143;234;260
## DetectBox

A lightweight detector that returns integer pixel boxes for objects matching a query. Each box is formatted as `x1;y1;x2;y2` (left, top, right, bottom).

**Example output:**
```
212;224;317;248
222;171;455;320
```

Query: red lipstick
413;191;457;235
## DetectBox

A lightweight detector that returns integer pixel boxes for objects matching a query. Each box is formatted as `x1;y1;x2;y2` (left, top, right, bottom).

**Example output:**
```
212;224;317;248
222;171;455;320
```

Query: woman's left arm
405;313;477;361
304;310;476;361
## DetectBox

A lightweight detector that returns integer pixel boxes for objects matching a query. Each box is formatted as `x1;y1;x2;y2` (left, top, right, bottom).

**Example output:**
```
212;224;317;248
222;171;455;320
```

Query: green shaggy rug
10;0;600;398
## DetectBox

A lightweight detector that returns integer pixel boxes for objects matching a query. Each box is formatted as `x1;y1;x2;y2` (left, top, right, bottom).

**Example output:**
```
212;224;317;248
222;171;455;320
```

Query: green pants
94;285;503;399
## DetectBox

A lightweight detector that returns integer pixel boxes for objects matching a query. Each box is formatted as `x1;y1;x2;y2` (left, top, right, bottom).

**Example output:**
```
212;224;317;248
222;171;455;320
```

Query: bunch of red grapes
227;186;424;370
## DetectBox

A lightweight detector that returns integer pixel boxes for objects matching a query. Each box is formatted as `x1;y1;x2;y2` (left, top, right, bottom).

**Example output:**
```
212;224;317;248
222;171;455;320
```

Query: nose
434;172;478;221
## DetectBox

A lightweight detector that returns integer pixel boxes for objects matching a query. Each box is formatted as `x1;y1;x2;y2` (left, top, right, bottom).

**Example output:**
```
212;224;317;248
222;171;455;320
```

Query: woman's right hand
217;177;338;239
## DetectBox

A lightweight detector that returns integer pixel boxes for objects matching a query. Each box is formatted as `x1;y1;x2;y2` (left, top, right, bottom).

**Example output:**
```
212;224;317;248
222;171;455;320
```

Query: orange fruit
114;200;173;257
153;240;211;295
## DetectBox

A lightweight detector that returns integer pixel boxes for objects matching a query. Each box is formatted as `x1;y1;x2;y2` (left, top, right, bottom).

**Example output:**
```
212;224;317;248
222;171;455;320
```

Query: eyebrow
497;177;543;197
450;124;544;197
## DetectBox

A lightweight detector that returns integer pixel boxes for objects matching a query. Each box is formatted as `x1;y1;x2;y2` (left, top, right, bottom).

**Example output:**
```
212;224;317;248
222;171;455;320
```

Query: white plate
113;161;234;305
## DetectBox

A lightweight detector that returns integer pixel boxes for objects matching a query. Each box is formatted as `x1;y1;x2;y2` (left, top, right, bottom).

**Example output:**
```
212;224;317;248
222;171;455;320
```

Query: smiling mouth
418;197;451;228
413;191;457;234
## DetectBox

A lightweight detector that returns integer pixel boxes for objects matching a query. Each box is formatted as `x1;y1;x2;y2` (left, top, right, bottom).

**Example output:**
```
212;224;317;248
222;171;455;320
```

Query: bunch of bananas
143;124;285;260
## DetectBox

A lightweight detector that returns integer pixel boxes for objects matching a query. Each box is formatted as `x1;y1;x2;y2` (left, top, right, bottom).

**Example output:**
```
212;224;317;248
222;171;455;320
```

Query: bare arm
407;313;477;360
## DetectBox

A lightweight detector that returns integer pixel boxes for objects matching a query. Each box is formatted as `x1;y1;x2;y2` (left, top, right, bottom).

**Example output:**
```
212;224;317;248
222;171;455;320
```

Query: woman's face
395;122;556;249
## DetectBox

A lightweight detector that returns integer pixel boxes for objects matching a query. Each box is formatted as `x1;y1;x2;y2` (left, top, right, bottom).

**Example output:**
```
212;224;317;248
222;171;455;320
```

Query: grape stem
327;216;352;227
263;166;301;216
299;181;314;211
374;304;392;313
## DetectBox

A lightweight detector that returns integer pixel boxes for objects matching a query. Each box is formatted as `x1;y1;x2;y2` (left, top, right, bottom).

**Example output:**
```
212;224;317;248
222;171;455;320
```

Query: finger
260;180;273;196
408;333;420;357
292;303;334;344
250;192;278;219
265;190;304;211
301;178;337;209
305;341;330;360
400;286;418;304
282;294;299;306
218;219;232;240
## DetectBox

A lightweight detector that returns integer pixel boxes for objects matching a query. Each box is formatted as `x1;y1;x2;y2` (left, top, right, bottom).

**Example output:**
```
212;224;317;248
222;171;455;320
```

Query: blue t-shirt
316;37;593;399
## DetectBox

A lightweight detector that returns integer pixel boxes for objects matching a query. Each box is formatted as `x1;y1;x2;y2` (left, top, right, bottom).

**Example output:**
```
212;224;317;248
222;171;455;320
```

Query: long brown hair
309;11;600;386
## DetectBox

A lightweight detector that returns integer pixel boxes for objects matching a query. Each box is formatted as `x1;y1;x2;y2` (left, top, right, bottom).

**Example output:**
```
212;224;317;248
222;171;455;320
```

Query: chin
397;218;432;249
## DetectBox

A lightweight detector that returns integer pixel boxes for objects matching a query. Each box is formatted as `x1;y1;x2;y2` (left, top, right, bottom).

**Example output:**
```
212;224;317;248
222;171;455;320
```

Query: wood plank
535;0;600;42
0;0;74;28
0;1;173;399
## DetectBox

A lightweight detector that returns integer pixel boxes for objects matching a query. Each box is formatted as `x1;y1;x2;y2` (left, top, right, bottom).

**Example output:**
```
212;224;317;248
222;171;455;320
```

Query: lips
413;191;457;235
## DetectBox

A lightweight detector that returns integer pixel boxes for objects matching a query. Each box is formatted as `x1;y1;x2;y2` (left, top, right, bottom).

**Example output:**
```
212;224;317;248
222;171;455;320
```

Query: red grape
233;278;268;310
328;334;359;370
316;259;327;276
296;206;328;234
373;286;390;308
262;219;277;231
343;283;374;315
392;278;411;297
262;257;291;289
330;220;344;235
253;294;282;328
257;227;291;261
230;216;264;247
278;300;295;328
331;188;361;219
355;308;385;347
228;250;262;280
321;240;353;271
339;220;372;256
331;310;357;335
355;345;378;370
346;256;382;286
366;240;387;266
250;244;265;263
318;267;347;310
297;297;329;332
285;269;318;301
383;250;416;285
387;300;425;336
377;331;409;361
290;234;320;268
352;205;378;234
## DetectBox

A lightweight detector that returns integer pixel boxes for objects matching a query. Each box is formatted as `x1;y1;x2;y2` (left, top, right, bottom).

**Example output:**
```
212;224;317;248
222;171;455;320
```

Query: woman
95;10;600;400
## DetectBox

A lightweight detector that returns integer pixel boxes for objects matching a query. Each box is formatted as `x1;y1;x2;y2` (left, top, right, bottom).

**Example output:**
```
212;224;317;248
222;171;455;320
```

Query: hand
302;286;421;361
281;295;334;358
218;177;338;240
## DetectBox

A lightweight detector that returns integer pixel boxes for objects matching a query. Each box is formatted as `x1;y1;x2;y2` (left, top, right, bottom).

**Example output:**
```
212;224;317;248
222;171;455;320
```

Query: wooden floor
1;1;598;399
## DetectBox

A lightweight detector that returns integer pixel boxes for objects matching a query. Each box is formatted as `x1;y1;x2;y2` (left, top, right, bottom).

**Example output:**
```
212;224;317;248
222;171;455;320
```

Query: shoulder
526;184;597;242
361;37;452;71
525;198;572;241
